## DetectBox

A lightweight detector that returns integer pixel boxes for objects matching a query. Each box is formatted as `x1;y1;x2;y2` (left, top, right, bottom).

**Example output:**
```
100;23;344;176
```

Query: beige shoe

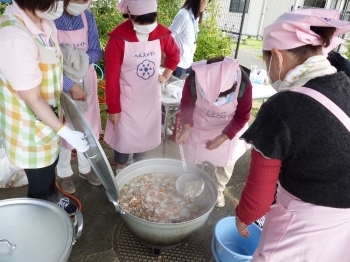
61;177;76;194
79;171;102;186
216;191;225;207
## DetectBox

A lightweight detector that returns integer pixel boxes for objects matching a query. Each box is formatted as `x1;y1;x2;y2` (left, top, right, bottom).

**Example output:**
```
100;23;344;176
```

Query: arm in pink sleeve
236;149;281;225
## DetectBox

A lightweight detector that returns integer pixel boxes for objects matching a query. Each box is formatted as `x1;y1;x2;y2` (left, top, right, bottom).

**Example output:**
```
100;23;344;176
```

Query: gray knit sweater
241;72;350;208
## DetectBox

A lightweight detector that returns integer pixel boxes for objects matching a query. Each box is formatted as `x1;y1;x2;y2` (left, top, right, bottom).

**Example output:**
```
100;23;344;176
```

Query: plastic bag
0;147;28;188
166;80;185;99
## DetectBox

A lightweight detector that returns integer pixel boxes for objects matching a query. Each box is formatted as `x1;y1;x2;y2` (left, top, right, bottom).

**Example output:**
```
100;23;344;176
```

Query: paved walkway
237;49;265;69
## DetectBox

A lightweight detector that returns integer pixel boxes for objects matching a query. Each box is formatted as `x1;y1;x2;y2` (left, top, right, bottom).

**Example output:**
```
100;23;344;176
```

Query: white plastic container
250;66;258;83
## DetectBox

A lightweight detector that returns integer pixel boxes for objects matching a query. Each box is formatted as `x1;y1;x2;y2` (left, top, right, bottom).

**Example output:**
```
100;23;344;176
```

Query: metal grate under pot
113;220;215;262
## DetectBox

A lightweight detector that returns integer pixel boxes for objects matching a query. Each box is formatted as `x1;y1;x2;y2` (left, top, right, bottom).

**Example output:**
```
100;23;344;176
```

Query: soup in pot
119;172;210;223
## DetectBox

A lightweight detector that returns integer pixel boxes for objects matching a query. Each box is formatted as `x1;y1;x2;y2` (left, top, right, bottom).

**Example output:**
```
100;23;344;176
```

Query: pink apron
104;40;161;153
252;87;350;262
183;58;250;167
57;12;102;150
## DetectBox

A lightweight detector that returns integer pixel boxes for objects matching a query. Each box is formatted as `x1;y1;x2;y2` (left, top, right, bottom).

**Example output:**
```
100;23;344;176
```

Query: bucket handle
72;210;83;244
0;239;16;249
201;161;217;178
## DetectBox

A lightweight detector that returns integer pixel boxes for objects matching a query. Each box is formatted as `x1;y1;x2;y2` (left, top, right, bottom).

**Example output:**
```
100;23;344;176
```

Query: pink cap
263;9;350;51
192;57;240;106
117;0;157;15
117;0;129;13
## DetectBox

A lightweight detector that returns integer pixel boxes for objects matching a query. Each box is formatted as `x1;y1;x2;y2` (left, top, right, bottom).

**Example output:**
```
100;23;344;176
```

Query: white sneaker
161;124;173;136
216;191;225;207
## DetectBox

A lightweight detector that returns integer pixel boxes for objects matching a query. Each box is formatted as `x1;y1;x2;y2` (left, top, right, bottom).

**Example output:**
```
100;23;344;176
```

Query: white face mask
267;53;283;92
67;2;89;16
36;1;64;20
133;22;157;34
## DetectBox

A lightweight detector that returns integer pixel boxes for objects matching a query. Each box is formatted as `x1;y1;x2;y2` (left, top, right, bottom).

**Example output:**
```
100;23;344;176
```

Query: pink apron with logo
57;12;102;150
104;40;161;153
252;87;350;262
183;59;250;167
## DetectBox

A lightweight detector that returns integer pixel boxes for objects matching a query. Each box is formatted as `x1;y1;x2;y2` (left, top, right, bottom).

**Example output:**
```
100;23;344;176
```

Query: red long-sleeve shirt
236;149;282;225
180;75;252;140
104;20;180;114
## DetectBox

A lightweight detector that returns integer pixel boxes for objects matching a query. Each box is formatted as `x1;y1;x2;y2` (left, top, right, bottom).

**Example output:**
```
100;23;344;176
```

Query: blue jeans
173;66;190;78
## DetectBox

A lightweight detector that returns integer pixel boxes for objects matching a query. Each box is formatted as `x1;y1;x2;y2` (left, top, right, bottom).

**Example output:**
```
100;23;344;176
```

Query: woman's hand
108;113;121;131
176;124;191;144
205;133;228;150
158;74;167;85
236;216;250;238
70;84;86;101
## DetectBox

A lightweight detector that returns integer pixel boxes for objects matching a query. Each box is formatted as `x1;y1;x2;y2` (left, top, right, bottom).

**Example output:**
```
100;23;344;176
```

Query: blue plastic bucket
213;216;261;262
211;234;222;262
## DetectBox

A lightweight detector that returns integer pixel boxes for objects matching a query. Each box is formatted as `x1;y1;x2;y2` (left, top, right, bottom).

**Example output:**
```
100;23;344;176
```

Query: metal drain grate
113;220;215;262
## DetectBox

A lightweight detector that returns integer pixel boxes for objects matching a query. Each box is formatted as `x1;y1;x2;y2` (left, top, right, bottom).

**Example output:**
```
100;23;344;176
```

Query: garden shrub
0;3;9;15
194;0;234;61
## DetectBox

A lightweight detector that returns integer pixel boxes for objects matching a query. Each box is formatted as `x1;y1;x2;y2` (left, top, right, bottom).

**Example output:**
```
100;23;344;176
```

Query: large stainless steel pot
0;198;83;262
116;159;217;246
61;93;218;247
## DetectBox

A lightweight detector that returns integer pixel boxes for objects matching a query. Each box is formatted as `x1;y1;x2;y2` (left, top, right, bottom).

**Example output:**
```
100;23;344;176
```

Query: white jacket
169;8;199;69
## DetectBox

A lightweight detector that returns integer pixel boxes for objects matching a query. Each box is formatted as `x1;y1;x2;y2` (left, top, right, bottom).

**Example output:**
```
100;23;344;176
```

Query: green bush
157;0;183;27
90;0;124;50
0;3;9;15
194;0;234;61
345;41;350;60
89;0;124;70
159;0;235;61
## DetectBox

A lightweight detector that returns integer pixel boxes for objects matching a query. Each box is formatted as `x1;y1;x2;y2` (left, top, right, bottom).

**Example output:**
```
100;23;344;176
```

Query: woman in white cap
104;0;180;172
235;9;350;261
176;56;252;207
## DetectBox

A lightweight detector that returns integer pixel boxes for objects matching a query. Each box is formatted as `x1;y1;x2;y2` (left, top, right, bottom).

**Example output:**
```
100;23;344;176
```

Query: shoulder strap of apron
291;87;350;132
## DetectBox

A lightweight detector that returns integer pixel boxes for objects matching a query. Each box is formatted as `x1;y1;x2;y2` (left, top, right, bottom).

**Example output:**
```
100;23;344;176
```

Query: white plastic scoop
176;143;204;198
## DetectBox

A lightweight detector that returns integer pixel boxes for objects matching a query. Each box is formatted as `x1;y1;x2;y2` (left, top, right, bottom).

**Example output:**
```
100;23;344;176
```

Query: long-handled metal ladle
175;143;204;198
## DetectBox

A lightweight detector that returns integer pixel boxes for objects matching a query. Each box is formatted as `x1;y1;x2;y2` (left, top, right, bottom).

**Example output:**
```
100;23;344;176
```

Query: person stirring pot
176;56;252;207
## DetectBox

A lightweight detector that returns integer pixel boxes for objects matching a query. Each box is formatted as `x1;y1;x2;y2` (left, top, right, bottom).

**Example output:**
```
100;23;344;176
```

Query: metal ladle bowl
176;143;204;198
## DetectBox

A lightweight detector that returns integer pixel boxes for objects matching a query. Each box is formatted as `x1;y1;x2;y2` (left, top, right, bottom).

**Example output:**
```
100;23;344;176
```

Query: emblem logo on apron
137;59;155;80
